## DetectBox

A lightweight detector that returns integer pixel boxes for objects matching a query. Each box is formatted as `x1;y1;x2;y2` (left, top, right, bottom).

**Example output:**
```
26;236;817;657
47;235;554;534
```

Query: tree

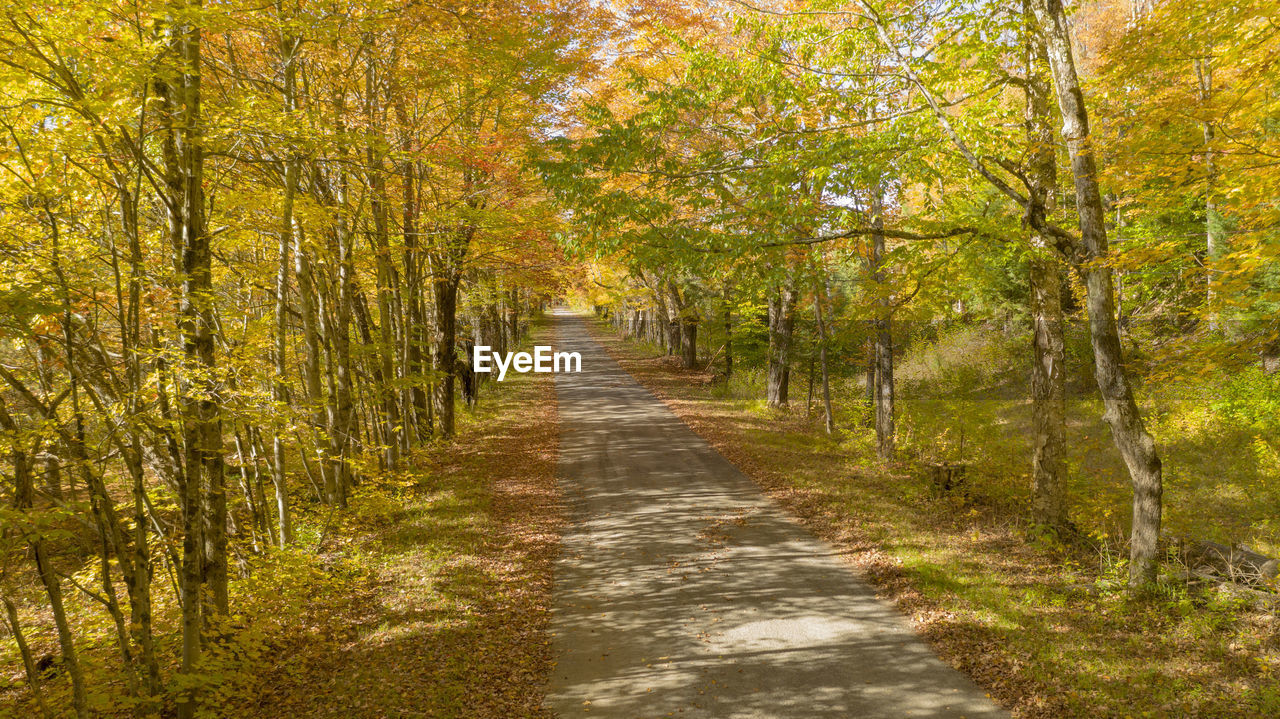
1027;0;1163;586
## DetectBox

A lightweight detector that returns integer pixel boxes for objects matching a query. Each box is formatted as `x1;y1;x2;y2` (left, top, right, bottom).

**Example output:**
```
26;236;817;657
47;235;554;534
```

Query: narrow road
546;310;1007;718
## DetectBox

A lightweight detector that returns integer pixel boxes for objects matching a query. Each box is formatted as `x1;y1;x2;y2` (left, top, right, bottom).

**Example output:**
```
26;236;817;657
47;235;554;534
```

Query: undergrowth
595;317;1280;718
2;322;560;719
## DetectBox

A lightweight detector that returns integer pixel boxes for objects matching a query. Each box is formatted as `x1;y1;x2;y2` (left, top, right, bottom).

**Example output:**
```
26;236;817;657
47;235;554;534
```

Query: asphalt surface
545;309;1008;718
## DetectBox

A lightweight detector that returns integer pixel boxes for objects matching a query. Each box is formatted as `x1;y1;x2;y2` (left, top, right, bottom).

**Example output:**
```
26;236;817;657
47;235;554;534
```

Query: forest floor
225;324;562;719
2;323;563;718
585;318;1280;718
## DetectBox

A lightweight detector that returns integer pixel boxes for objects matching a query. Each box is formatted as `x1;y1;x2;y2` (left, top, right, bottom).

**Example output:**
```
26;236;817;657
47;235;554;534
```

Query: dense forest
1;0;1277;717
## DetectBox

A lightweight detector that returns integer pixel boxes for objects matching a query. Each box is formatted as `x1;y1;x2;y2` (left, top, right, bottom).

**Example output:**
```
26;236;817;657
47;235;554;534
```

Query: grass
590;317;1280;718
712;322;1280;554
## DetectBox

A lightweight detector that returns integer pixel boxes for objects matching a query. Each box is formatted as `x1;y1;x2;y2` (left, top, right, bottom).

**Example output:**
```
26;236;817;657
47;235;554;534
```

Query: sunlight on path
545;310;1008;718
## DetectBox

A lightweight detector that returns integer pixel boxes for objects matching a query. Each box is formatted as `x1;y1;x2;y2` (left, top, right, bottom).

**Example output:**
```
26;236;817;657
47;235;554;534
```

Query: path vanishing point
545;309;1009;718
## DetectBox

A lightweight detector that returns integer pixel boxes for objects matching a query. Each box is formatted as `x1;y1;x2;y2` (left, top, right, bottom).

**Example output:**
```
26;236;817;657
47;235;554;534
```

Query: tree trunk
667;281;698;369
722;283;733;379
1;402;84;718
814;280;835;434
160;8;224;709
293;227;327;487
317;270;343;506
507;288;521;345
2;596;51;717
1195;56;1224;332
116;165;162;696
1031;0;1164;587
767;281;797;407
806;351;816;415
352;290;390;444
864;332;875;426
330;121;356;505
489;301;506;358
432;275;460;437
366;45;401;471
870;187;894;459
35;543;88;719
1025;4;1069;531
682;320;697;369
1029;253;1068;527
271;24;298;547
664;299;680;355
1263;336;1280;375
653;291;670;353
402;160;431;442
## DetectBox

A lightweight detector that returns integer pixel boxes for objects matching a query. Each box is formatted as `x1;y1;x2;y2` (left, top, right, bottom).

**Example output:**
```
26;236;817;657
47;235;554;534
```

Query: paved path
546;310;1007;718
